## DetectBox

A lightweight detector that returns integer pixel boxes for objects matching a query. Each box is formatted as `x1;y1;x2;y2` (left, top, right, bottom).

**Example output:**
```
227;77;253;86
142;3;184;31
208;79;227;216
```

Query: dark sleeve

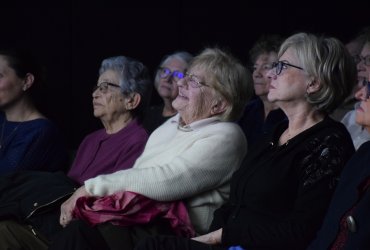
221;131;355;249
208;202;234;232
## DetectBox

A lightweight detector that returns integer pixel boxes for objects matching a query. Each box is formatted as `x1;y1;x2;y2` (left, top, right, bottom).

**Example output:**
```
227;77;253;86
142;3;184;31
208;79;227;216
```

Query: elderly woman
307;83;370;249
135;33;357;250
238;34;287;147
67;55;150;183
0;55;151;249
143;51;193;134
0;48;68;173
49;47;253;250
340;31;370;149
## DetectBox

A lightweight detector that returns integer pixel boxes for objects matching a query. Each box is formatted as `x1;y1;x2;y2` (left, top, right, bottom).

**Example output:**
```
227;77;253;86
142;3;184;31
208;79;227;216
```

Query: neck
260;96;279;119
102;113;133;134
279;108;325;145
3;101;41;122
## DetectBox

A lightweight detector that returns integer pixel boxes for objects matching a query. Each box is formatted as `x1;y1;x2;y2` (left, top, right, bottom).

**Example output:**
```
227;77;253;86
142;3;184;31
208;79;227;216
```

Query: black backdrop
1;4;369;150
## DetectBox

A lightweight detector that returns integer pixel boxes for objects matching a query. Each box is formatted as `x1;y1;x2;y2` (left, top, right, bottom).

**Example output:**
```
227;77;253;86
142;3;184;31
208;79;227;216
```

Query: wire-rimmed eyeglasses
93;82;121;93
271;61;304;75
158;67;185;81
354;55;370;66
184;72;209;88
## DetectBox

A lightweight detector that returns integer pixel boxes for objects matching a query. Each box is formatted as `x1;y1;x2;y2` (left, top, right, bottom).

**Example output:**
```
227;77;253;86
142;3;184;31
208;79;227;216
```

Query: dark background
1;4;369;150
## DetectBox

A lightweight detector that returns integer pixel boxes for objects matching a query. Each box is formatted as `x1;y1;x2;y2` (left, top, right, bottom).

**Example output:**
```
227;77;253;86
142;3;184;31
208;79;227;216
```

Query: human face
266;48;307;105
92;69;126;121
0;56;25;108
252;52;277;97
157;58;187;101
356;42;370;93
172;66;215;124
355;81;370;132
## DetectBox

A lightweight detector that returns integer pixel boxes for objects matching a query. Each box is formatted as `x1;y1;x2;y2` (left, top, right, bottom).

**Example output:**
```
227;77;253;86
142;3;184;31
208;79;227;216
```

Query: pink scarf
73;191;195;237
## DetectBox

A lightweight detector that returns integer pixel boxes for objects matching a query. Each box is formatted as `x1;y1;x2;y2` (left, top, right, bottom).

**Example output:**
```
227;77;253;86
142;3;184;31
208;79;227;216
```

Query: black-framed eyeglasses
354;55;370;66
271;61;304;75
184;72;208;88
362;78;370;99
158;67;185;81
93;81;121;93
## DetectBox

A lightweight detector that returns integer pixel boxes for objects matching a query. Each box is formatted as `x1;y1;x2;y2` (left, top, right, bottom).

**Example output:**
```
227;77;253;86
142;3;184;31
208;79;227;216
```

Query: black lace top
210;116;355;250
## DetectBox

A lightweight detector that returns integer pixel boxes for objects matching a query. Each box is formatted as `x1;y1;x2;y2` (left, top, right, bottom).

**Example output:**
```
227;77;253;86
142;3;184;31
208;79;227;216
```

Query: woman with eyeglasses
340;30;370;150
0;55;151;249
143;51;193;134
308;78;370;249
48;47;253;250
135;32;357;250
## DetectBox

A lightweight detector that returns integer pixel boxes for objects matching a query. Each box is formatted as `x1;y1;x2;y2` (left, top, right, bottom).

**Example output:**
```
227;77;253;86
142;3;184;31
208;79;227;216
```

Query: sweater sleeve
85;124;247;201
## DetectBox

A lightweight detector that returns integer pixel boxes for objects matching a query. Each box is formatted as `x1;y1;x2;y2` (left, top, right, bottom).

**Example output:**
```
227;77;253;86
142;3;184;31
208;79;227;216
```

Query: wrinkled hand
59;186;90;227
191;228;222;245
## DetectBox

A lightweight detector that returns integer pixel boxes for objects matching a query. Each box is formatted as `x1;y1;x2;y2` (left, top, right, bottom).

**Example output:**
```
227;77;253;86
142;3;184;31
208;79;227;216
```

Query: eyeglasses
184;72;208;88
362;78;370;99
271;61;304;75
158;67;185;81
93;82;121;93
354;55;370;66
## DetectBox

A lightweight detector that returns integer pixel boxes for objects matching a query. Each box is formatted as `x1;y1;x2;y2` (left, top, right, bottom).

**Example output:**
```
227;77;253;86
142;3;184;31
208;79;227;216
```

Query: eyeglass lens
159;67;185;80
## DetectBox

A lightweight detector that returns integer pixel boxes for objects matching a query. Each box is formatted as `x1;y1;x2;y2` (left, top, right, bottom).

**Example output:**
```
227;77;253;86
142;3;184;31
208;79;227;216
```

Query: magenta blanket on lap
73;191;195;237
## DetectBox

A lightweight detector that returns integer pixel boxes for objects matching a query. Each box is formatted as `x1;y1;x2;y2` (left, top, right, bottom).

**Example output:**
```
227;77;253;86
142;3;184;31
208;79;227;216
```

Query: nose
266;68;276;80
253;67;262;78
357;59;366;72
355;85;367;101
176;77;187;88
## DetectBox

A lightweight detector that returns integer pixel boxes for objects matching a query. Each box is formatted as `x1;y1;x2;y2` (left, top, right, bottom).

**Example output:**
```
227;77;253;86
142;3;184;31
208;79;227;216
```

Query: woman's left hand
59;185;90;227
191;228;222;245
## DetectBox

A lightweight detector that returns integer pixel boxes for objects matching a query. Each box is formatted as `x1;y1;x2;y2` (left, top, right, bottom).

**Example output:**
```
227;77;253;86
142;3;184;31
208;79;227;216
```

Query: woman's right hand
59;185;90;227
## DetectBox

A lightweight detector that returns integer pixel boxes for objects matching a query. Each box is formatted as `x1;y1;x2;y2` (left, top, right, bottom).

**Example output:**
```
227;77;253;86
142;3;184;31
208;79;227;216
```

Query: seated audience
135;32;356;250
143;51;193;134
48;47;254;250
308;79;370;250
0;55;151;250
0;48;68;173
238;34;287;147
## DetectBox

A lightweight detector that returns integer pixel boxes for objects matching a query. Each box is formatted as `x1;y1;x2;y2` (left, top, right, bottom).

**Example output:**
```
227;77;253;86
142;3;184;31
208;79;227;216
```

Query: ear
125;92;141;110
306;78;321;94
210;98;228;116
22;73;35;91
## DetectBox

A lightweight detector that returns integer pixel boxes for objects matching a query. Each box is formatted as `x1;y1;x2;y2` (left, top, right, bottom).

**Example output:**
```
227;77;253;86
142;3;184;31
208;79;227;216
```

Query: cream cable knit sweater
85;114;247;233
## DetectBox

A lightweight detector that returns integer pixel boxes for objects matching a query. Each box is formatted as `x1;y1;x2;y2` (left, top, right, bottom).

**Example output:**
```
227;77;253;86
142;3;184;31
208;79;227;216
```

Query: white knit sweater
85;114;247;233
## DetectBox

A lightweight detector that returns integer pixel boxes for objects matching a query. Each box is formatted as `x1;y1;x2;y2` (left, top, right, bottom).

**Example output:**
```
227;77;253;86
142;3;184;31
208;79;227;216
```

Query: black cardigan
210;116;355;250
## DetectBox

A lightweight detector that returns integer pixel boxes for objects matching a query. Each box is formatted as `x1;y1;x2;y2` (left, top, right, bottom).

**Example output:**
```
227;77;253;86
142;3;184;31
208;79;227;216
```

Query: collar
170;114;221;132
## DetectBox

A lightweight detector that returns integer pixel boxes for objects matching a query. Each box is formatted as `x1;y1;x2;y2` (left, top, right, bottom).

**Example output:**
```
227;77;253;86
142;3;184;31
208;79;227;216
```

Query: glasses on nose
354;55;370;66
362;79;370;99
93;82;121;93
271;61;304;75
158;67;185;82
184;72;208;88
